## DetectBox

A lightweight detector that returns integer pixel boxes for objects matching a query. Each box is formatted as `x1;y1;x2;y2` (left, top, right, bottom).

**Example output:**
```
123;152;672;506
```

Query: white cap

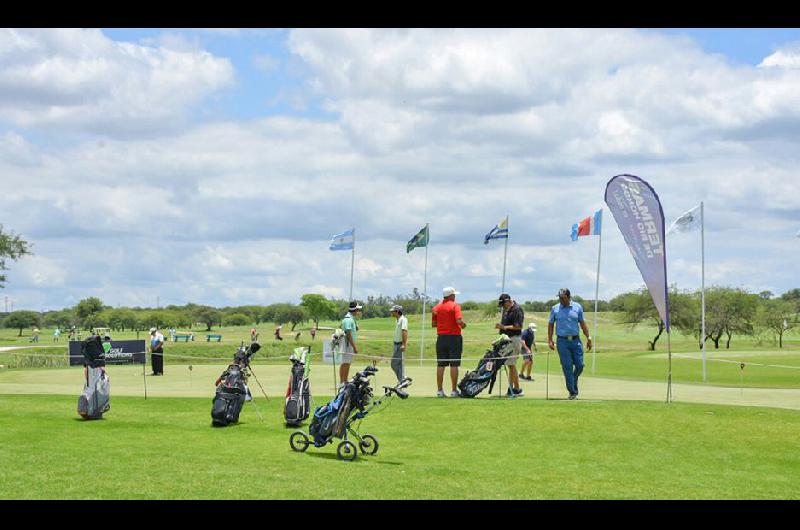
443;286;460;297
150;327;157;333
529;323;537;330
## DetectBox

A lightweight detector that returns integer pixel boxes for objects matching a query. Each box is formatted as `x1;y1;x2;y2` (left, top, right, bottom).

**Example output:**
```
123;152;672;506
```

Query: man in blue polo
547;288;592;400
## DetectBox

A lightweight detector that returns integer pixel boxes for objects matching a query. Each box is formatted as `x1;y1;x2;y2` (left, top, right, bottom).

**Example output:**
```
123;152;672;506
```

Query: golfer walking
390;304;408;381
547;288;592;399
432;287;467;397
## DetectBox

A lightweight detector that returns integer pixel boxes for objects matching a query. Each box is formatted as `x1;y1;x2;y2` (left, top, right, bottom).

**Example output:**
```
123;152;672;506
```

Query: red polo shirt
432;299;463;335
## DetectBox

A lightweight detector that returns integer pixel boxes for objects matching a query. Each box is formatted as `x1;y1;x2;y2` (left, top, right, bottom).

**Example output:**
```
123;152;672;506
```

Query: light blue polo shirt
549;302;584;337
342;312;357;341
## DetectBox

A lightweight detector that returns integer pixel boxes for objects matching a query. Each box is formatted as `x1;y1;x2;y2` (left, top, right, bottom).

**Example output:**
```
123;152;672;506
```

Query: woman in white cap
520;322;537;381
149;327;165;376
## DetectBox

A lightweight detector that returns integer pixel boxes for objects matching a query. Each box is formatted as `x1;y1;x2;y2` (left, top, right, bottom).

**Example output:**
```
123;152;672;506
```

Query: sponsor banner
604;174;670;330
69;340;146;366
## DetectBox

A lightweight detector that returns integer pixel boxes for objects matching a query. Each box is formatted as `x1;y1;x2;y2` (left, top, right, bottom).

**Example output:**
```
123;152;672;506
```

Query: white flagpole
420;224;429;366
349;228;355;301
701;201;706;383
592;222;602;375
501;216;509;293
499;216;509;396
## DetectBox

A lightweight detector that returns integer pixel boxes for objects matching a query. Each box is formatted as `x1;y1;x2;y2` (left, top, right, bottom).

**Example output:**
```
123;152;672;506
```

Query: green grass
3;311;799;389
1;393;798;499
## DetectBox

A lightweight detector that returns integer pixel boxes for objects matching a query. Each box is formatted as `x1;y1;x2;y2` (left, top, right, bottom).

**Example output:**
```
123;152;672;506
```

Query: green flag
407;225;429;253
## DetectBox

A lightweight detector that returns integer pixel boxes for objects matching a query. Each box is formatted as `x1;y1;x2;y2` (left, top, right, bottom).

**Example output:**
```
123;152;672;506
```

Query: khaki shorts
340;341;355;364
503;335;522;367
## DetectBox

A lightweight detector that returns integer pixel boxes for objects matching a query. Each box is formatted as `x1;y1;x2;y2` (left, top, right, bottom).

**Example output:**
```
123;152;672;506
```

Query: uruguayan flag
667;204;701;235
484;216;509;245
329;228;355;251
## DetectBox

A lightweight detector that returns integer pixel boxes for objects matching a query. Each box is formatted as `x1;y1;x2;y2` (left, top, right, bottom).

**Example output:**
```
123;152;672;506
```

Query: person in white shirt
149;327;165;375
390;304;409;381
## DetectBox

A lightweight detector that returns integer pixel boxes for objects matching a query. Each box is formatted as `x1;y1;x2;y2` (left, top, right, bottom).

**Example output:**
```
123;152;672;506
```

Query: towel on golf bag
284;360;310;426
211;363;247;427
78;366;110;419
457;336;513;398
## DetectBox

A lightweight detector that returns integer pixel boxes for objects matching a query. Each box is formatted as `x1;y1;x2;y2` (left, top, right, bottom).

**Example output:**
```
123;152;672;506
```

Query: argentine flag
329;228;355;251
571;209;602;241
484;216;509;245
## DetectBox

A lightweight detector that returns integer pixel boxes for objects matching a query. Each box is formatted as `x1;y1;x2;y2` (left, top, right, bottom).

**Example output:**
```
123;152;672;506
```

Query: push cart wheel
290;431;310;452
337;440;358;461
359;434;379;455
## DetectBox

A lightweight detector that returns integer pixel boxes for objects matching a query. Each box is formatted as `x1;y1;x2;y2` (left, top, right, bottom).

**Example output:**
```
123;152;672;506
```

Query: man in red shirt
432;286;467;397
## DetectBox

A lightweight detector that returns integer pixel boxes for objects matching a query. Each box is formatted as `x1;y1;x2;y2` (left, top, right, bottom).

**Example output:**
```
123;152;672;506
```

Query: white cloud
0;29;234;137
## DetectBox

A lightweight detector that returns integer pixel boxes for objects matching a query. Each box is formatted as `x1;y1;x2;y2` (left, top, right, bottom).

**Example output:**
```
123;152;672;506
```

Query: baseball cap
390;304;403;313
498;293;511;306
529;323;537;330
149;327;157;333
443;287;460;297
348;301;363;311
558;288;571;297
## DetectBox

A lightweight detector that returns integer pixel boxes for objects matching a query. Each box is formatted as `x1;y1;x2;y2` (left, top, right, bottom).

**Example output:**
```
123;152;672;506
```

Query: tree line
1;288;798;349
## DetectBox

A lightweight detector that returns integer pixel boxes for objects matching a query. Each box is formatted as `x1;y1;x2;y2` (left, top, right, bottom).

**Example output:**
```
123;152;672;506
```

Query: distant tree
193;306;222;331
759;290;774;300
74;297;104;321
43;309;77;329
270;303;309;331
105;308;138;332
780;288;800;314
223;313;251;327
4;310;41;336
621;287;697;350
300;294;338;324
0;225;31;288
756;299;797;348
704;287;759;349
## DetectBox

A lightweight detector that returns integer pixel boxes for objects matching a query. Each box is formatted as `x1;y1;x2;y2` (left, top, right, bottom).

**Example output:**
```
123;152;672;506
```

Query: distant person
168;327;176;342
250;327;259;342
340;301;363;384
520;322;537;381
310;326;317;340
274;325;283;341
548;288;592;400
432;287;466;397
31;327;40;343
53;327;61;343
149;327;165;376
496;293;524;397
390;304;409;382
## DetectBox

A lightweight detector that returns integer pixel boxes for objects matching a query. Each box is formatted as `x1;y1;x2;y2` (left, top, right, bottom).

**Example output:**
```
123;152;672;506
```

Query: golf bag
211;342;261;427
211;363;247;427
457;335;514;398
309;366;375;447
77;335;110;419
284;347;311;426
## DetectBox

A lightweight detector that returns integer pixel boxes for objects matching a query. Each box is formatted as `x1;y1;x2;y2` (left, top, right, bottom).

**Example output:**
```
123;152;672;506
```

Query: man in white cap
520;322;537;381
339;301;363;384
390;304;408;382
149;327;165;376
431;287;467;397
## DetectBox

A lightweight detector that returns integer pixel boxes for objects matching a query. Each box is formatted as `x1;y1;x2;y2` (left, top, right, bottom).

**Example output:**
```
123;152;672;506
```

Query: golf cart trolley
289;366;413;461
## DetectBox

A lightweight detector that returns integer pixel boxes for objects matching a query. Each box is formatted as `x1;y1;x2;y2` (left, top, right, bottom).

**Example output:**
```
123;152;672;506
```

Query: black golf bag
284;348;311;426
77;335;110;420
212;363;247;426
457;335;514;398
309;366;375;447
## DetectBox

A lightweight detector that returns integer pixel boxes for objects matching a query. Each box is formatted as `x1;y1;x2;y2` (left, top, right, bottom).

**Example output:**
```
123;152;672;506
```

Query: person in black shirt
495;293;524;397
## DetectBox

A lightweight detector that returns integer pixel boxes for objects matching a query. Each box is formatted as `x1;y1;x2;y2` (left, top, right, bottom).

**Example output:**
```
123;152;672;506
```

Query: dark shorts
436;334;463;367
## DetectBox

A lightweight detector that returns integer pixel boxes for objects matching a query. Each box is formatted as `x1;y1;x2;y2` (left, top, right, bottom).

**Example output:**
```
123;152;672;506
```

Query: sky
1;28;799;312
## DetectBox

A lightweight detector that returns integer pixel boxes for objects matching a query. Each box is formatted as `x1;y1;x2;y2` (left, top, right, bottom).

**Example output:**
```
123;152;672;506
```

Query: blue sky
1;28;799;311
